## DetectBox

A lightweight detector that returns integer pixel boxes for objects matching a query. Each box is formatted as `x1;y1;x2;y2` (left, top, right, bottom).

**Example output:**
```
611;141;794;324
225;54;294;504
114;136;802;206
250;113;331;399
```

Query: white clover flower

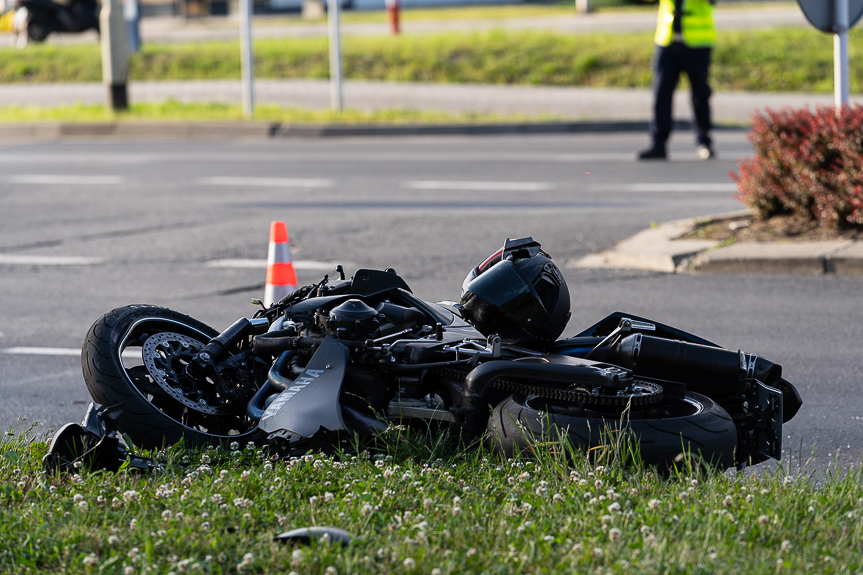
431;569;442;575
211;494;224;504
122;490;139;503
592;547;604;558
108;535;120;545
77;501;89;511
608;528;621;542
648;499;661;510
230;441;240;451
162;510;173;521
323;492;334;502
362;503;373;516
466;548;477;557
452;506;462;516
324;566;338;575
123;566;134;575
601;515;612;526
572;543;584;553
453;496;462;506
82;553;98;567
553;493;564;503
128;547;140;560
309;496;319;505
783;476;793;487
403;557;416;569
522;502;533;513
757;514;769;526
608;502;622;514
73;494;84;503
519;472;530;482
690;479;698;487
588;498;598;505
200;521;211;531
128;519;137;531
594;479;603;489
722;495;733;508
220;470;229;478
570;471;581;480
780;540;792;552
746;494;755;504
679;491;689;500
200;454;210;464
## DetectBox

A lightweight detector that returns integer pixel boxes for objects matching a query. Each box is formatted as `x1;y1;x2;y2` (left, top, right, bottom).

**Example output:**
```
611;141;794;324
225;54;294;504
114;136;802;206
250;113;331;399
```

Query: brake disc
141;332;232;416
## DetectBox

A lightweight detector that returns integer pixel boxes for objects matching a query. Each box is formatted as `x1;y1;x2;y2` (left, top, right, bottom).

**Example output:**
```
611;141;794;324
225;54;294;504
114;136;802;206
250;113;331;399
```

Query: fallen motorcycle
46;237;802;472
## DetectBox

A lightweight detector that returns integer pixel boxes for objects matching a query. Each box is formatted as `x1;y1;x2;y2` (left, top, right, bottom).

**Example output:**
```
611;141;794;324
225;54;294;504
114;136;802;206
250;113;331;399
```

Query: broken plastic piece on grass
42;402;153;474
273;526;353;546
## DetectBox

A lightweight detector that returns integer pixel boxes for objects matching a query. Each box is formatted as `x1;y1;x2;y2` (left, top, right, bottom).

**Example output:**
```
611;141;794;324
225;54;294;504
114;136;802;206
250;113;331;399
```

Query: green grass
2;419;862;575
0;100;562;124
0;26;859;93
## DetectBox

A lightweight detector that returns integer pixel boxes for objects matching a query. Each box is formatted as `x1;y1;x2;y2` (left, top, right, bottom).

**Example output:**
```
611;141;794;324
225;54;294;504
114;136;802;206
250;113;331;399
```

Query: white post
100;0;129;111
328;0;343;111
240;0;255;118
575;0;592;14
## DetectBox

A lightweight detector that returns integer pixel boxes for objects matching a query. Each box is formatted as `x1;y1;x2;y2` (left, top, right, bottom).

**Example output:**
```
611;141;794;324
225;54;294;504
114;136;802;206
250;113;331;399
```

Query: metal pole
240;0;255;118
834;0;850;111
100;0;129;111
328;0;343;111
575;0;592;14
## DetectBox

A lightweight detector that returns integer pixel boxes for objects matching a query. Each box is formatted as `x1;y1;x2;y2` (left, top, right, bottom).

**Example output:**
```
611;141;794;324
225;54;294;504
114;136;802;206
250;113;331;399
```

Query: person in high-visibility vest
637;0;716;160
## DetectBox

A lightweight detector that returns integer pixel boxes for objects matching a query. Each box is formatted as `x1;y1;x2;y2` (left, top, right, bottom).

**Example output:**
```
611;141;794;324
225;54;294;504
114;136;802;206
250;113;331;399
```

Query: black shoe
636;147;667;160
697;145;716;160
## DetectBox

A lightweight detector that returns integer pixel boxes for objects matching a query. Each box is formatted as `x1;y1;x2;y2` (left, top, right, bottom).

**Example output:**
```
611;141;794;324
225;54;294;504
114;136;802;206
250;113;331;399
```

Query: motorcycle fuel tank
257;336;349;439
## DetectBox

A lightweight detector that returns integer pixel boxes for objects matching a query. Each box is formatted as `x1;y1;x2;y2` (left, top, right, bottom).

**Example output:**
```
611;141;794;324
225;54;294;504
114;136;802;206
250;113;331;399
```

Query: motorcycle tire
487;391;738;471
82;304;263;450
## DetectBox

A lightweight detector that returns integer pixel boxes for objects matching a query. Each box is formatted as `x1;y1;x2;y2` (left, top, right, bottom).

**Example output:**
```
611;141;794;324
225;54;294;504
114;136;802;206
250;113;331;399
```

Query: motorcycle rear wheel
82;305;263;450
487;391;738;471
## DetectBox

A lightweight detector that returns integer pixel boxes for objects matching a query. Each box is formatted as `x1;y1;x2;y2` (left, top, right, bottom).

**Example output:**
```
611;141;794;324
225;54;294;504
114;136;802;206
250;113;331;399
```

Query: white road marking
6;175;124;185
205;259;340;270
196;177;334;188
0;255;104;266
1;347;141;361
1;347;81;356
406;180;554;191
619;183;738;193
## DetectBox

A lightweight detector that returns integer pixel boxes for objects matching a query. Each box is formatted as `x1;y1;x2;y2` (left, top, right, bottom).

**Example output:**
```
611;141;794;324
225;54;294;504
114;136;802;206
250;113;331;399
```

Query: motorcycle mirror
274;526;353;546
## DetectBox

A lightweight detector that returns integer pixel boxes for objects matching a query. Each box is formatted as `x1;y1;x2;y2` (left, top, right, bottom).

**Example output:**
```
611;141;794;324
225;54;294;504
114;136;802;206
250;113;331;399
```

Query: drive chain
430;367;663;407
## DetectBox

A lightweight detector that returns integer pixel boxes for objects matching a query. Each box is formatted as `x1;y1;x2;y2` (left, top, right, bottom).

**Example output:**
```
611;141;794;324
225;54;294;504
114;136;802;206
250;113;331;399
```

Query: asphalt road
1;130;860;473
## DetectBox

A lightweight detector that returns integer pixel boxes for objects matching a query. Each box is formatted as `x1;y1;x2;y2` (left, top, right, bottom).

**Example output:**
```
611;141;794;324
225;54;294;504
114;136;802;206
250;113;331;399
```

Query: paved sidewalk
572;211;863;275
0;79;859;126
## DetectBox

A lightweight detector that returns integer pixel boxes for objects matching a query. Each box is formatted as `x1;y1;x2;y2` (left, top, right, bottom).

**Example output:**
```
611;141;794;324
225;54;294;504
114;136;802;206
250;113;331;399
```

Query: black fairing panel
573;311;718;347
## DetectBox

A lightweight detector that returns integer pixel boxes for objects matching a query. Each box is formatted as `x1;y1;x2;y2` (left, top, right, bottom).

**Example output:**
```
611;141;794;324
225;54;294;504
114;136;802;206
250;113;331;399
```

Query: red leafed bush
731;105;863;227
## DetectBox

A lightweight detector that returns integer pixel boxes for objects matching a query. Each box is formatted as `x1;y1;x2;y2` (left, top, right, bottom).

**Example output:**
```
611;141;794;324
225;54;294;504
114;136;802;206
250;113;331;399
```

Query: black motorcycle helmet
459;237;571;351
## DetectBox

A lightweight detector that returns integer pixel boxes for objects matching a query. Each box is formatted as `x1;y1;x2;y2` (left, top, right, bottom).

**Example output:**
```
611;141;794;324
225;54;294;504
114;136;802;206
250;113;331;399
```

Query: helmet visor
461;260;558;342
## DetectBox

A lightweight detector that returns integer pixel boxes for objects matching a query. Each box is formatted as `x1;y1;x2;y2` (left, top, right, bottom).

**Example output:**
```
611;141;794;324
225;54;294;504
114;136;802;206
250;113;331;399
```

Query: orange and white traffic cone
264;221;298;307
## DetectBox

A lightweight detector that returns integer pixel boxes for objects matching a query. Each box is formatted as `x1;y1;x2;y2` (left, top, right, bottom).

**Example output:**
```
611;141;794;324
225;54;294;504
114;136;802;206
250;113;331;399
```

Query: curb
569;210;863;276
0;119;706;141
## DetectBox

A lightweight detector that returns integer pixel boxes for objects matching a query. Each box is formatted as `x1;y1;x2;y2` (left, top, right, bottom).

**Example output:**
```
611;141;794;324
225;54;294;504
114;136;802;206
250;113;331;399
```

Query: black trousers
650;42;713;150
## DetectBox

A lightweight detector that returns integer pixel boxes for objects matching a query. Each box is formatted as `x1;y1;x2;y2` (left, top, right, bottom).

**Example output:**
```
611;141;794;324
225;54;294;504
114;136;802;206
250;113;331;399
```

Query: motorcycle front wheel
82;305;263;450
487;391;738;471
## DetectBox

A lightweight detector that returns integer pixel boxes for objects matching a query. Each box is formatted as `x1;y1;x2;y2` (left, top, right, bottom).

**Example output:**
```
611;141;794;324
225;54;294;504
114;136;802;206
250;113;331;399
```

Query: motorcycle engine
315;299;380;340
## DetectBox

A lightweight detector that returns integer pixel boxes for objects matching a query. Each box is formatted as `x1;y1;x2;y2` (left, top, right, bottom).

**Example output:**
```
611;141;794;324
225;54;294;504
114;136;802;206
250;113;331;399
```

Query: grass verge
0;101;563;124
2;419;862;574
0;27;859;92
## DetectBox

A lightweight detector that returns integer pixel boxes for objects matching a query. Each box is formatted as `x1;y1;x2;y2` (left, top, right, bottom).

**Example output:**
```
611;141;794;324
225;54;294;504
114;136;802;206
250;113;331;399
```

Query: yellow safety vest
654;0;716;48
